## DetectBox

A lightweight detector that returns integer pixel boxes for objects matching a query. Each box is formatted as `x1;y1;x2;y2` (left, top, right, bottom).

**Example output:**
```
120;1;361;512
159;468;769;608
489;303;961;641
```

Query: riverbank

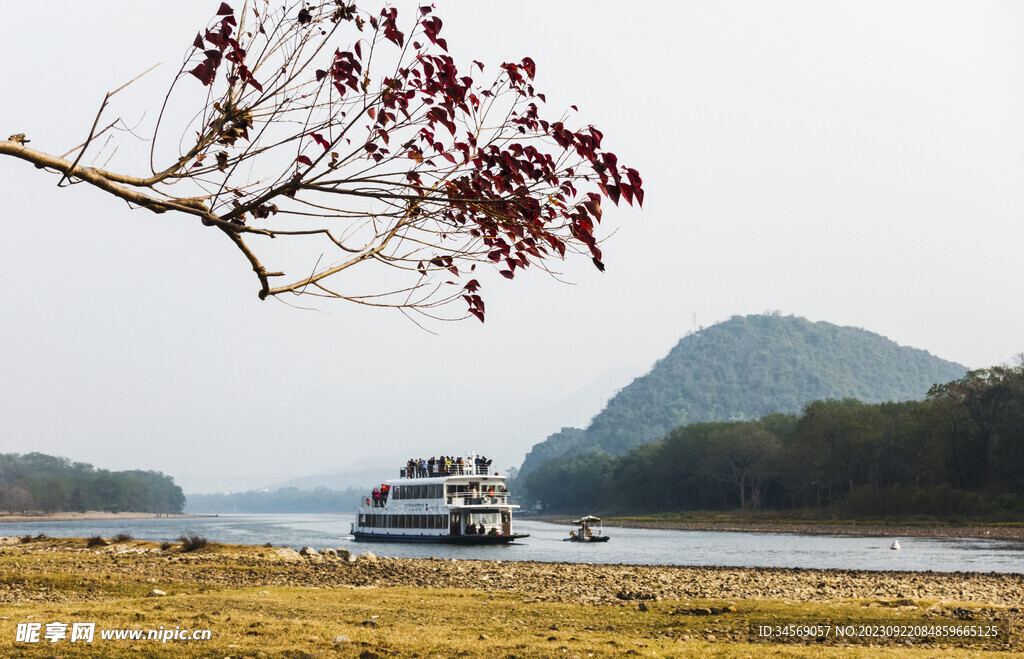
609;519;1024;542
531;515;1024;542
1;536;1020;656
0;511;200;524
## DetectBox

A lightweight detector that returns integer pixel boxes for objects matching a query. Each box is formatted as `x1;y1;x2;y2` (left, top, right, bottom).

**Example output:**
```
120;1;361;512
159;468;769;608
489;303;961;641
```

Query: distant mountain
274;457;395;491
185;486;363;514
519;314;967;475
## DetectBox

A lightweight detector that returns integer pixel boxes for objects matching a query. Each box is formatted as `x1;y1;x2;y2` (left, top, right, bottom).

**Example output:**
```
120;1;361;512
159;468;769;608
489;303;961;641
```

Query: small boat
564;515;610;543
350;453;528;544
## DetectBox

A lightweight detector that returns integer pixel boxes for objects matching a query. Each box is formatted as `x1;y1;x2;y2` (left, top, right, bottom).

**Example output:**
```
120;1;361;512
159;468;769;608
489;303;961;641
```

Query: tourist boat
350;454;528;544
564;515;610;543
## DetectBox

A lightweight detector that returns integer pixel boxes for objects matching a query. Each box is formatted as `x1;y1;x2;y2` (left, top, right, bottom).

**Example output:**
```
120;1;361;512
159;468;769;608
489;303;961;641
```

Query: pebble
3;536;1022;609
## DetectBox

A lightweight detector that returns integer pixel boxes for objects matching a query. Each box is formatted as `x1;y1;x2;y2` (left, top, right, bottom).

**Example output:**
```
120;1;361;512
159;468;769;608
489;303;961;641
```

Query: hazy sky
2;2;1022;493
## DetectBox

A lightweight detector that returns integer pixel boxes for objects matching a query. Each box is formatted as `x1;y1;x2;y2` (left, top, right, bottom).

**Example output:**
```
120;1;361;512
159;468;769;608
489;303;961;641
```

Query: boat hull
563;536;610;543
352;531;529;544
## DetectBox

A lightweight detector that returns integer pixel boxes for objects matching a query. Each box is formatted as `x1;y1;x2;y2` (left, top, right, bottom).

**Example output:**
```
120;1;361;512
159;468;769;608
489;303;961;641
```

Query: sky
2;1;1023;493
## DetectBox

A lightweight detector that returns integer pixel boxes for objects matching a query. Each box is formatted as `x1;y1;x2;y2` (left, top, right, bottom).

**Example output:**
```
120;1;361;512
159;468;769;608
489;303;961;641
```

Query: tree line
520;363;1024;520
0;453;184;514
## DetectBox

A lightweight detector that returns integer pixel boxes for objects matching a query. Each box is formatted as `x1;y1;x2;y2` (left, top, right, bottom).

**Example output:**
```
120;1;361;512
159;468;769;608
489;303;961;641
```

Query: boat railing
447;494;509;506
400;463;492;479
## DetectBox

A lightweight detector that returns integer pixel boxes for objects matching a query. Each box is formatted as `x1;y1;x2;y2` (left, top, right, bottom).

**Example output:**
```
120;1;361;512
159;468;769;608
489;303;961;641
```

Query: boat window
467;511;501;527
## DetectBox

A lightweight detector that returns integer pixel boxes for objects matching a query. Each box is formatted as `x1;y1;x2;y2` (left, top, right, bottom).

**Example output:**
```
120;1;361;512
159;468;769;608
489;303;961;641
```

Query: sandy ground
2;536;1022;608
0;511;200;523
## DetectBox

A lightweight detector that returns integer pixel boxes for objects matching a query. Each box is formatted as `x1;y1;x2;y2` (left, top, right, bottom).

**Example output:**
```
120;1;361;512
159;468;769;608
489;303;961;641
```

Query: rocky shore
3;536;1022;608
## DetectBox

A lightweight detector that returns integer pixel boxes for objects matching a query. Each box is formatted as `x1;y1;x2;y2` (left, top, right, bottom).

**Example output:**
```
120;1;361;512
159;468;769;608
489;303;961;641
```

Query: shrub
160;542;172;551
177;531;208;552
19;535;32;544
86;535;108;548
112;533;133;543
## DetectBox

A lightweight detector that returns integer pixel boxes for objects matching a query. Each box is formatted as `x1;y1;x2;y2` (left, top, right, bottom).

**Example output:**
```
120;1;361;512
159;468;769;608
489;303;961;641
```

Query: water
3;514;1022;573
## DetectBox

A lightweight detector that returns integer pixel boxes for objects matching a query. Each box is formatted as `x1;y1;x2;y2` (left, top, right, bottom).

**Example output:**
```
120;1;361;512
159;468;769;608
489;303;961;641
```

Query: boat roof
572;515;601;524
389;473;506;485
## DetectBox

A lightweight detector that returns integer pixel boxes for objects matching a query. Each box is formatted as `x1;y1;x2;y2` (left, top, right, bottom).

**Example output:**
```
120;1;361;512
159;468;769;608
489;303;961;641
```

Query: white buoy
890;540;901;551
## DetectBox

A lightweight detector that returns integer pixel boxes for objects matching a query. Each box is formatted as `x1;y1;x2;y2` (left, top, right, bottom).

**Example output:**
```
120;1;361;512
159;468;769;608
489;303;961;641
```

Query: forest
519;314;967;476
0;453;184;514
521;364;1024;520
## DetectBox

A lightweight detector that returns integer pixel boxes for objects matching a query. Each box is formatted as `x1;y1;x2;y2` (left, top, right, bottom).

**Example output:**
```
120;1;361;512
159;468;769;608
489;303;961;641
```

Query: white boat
564;515;610;543
350;454;528;544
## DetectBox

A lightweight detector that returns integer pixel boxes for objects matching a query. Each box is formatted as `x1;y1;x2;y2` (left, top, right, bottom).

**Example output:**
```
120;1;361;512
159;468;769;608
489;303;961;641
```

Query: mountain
519;314;968;475
273;457;396;491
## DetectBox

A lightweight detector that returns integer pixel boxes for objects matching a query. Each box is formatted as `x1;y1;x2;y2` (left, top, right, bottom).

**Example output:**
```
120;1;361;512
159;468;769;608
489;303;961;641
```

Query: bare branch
1;2;643;323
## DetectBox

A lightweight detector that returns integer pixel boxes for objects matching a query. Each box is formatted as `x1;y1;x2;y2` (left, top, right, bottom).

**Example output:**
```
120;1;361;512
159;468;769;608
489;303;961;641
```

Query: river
3;514;1022;573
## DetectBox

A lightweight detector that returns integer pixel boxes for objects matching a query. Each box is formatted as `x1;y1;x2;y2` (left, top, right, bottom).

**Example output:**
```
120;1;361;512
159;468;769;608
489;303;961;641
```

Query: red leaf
619;183;634;206
520;57;536;80
189;62;215;86
499;270;514;280
309;132;331;150
296;155;313;167
217;2;233;16
193;33;205;50
592;257;605;272
625;168;644;207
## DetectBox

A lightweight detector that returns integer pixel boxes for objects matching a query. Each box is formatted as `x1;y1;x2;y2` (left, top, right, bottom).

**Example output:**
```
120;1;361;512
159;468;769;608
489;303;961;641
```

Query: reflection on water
3;514;1021;573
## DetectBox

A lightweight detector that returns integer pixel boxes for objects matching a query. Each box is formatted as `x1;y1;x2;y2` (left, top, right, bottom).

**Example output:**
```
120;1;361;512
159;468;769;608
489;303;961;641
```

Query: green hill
0;452;184;514
519;314;967;475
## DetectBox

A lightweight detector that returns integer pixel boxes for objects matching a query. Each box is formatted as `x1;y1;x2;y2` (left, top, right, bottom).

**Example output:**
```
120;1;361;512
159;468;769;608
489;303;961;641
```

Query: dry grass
0;537;1019;658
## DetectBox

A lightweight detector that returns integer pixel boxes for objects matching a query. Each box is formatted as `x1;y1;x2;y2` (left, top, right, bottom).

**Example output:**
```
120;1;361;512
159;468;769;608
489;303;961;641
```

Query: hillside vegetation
0;453;184;514
520;314;967;476
522;364;1024;519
